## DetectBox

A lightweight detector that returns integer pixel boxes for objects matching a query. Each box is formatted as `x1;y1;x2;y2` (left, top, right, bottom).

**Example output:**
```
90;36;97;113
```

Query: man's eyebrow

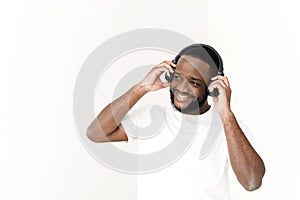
190;77;203;82
174;71;204;82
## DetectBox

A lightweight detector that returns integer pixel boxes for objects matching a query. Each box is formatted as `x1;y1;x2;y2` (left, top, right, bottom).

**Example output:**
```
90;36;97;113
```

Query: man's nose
175;78;190;93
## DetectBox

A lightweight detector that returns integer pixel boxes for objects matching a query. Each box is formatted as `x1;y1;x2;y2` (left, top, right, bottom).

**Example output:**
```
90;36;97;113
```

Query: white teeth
178;94;188;98
176;92;189;101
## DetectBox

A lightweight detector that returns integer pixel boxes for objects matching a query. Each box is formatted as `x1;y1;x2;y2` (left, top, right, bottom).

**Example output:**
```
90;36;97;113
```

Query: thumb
162;82;171;88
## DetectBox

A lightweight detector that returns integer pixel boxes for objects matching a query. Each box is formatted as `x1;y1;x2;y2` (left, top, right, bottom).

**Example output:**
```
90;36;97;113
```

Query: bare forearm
86;61;173;143
87;84;148;138
222;111;265;191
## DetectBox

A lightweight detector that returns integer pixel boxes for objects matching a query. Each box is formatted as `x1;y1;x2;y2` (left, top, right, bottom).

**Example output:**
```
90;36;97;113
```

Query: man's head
169;44;223;115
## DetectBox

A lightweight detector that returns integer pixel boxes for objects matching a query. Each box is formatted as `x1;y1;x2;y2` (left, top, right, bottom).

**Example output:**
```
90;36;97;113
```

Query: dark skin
87;55;265;191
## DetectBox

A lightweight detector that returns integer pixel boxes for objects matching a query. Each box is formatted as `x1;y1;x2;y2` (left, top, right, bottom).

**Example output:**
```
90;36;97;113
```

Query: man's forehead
176;55;211;79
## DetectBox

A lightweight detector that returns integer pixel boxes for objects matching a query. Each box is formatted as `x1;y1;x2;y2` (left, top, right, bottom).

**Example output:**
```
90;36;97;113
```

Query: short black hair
174;43;223;77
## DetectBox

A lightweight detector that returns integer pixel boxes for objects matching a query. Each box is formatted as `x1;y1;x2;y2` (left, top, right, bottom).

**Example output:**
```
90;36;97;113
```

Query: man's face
170;55;211;115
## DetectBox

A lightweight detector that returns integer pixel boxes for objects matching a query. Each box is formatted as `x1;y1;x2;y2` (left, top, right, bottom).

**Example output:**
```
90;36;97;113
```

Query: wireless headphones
165;43;224;96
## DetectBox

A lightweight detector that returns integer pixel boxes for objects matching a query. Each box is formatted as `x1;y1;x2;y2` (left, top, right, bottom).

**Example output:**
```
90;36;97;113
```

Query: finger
156;64;173;76
211;75;230;88
162;81;171;88
164;60;176;67
222;76;230;88
163;63;174;73
208;79;227;89
156;62;174;73
208;83;227;96
158;65;171;76
158;61;174;71
211;76;230;88
211;75;225;81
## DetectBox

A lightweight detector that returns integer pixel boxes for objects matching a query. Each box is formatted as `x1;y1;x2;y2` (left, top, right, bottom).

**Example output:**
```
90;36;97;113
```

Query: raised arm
86;61;174;142
208;75;265;191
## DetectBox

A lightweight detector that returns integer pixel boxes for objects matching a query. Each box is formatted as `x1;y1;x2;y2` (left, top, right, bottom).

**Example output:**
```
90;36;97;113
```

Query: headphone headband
173;43;224;76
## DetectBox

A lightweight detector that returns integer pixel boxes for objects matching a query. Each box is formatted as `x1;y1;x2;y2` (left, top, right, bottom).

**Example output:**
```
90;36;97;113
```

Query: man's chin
173;101;190;111
172;99;201;113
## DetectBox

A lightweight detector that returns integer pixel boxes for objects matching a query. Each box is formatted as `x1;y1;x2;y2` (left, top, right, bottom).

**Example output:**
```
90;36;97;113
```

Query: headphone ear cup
165;67;175;82
207;87;220;97
165;55;180;82
165;73;173;82
207;79;220;97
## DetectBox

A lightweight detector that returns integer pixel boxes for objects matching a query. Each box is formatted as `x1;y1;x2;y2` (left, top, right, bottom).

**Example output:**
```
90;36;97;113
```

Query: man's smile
173;90;194;102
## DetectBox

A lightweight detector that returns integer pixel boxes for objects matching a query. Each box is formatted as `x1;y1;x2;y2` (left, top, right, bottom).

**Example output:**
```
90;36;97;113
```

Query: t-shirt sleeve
121;105;153;143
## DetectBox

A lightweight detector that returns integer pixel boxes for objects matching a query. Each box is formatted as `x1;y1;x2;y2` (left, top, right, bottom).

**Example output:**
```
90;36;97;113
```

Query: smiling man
86;43;265;200
170;54;212;115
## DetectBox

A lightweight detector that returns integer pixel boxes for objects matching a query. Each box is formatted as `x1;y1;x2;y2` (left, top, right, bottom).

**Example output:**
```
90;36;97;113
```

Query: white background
1;0;300;199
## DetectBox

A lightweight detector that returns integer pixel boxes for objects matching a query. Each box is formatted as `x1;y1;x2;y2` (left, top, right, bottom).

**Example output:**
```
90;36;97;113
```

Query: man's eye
191;81;200;87
174;75;181;80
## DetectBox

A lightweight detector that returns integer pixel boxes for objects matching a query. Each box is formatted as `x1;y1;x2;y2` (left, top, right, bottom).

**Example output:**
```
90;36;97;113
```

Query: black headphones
165;43;224;96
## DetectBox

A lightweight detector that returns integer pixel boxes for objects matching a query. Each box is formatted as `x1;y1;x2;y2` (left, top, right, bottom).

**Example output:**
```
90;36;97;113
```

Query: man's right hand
138;60;175;92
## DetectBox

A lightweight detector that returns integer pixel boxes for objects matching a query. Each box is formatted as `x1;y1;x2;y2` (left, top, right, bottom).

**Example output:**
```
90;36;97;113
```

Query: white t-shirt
121;90;254;200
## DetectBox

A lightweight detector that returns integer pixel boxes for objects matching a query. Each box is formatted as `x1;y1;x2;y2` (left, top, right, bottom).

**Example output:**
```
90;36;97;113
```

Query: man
87;44;265;199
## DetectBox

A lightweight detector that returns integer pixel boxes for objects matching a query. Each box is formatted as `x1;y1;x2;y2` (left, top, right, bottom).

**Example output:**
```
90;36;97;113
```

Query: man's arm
86;61;174;143
222;111;265;191
208;76;265;191
86;84;148;142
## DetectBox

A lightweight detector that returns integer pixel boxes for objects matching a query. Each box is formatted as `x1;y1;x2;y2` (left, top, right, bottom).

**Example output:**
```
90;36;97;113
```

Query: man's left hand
208;75;232;119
